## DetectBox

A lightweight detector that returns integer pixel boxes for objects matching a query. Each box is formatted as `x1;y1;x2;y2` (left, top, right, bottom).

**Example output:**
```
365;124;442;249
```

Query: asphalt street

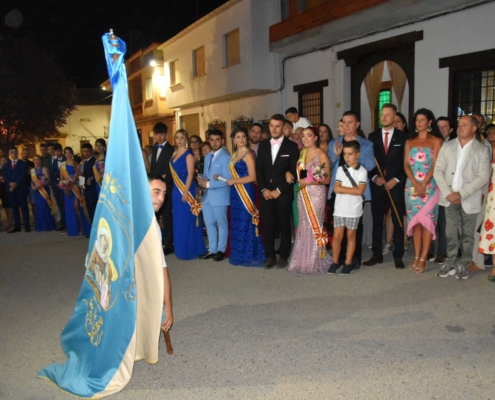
1;231;494;399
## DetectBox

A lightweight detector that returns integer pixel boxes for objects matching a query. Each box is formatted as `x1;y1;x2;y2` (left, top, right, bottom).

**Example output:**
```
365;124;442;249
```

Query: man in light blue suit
197;129;232;262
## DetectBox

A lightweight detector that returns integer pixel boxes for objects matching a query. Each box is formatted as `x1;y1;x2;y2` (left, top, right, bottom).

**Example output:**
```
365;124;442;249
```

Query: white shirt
382;127;395;151
452;138;474;192
270;137;283;164
292;117;312;130
156;141;167;160
334;164;368;218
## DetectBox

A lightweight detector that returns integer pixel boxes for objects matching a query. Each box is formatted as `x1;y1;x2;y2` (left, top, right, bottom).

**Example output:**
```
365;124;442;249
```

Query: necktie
384;132;389;155
12;160;16;169
157;144;164;149
270;138;282;146
208;153;214;171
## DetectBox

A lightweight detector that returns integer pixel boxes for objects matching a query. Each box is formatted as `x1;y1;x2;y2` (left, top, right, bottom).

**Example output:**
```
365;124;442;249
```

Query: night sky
0;0;229;88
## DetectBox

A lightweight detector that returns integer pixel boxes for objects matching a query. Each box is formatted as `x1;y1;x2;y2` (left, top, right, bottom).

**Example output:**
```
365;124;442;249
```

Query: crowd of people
2;105;495;282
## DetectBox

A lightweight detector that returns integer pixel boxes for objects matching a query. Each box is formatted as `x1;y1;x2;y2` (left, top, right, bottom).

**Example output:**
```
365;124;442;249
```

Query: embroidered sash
297;148;327;258
31;169;55;211
61;163;86;206
229;158;259;236
93;162;103;187
169;162;202;226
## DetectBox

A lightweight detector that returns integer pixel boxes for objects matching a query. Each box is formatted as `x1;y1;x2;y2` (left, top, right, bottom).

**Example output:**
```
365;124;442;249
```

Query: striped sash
228;160;259;236
297;148;327;258
169;162;202;226
93;162;103;187
61;163;86;206
31;168;55;211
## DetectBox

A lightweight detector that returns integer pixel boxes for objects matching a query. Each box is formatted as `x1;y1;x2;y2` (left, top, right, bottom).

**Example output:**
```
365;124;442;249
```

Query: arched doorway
359;60;409;133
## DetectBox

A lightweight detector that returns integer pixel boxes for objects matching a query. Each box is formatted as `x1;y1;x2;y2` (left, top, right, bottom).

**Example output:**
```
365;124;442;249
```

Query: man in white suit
197;129;232;262
434;115;491;280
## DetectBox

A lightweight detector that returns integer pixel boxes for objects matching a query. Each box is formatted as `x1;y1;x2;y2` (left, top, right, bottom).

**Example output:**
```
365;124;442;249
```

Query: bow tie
157;144;164;149
270;138;282;146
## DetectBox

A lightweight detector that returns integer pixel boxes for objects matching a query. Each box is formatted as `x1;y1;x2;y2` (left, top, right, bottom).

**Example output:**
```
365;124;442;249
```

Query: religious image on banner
38;30;166;399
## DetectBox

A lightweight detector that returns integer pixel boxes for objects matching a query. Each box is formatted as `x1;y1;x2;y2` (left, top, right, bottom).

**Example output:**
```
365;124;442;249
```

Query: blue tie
208;153;214;172
157;144;164;149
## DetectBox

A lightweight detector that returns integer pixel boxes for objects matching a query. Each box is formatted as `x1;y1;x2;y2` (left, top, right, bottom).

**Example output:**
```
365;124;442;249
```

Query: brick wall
270;0;390;43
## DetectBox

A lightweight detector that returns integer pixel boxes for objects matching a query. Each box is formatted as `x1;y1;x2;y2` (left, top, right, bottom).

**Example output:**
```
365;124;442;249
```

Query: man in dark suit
51;143;66;231
81;143;98;223
3;148;30;232
150;122;175;254
364;104;407;269
256;114;299;269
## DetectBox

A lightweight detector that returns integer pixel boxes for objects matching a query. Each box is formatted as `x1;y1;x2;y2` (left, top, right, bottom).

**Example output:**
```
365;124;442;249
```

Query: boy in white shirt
285;107;312;130
328;140;368;275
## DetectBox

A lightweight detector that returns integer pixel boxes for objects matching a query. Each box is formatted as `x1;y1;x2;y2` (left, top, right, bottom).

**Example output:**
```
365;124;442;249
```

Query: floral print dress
478;160;495;254
405;147;439;237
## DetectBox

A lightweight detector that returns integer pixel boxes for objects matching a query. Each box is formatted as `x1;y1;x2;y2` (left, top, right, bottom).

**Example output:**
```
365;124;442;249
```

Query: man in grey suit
434;115;491;280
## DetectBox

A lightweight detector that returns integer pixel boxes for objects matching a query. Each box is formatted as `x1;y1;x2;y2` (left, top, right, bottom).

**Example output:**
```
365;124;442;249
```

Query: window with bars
294;80;328;127
453;68;495;128
377;89;391;128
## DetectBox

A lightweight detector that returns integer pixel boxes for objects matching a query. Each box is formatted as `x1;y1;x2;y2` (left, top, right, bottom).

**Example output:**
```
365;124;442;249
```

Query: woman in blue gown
226;128;265;266
94;138;106;196
31;155;56;231
170;129;206;259
60;147;91;236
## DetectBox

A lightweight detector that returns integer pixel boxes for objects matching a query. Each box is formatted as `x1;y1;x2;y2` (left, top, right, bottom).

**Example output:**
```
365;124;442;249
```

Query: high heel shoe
414;258;426;274
409;256;418;270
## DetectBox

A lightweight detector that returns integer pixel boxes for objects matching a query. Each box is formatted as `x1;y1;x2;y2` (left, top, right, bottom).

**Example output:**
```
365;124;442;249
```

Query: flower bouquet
307;163;328;183
58;179;71;190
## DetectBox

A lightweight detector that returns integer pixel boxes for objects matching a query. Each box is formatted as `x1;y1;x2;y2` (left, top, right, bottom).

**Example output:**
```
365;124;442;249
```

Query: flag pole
374;157;403;228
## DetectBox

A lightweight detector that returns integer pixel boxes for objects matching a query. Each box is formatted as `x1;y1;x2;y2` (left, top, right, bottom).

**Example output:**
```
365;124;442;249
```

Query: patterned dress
288;156;332;274
478;160;495;254
405;147;439;237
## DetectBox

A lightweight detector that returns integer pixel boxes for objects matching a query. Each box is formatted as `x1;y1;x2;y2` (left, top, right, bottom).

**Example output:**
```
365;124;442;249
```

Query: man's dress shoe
363;256;383;266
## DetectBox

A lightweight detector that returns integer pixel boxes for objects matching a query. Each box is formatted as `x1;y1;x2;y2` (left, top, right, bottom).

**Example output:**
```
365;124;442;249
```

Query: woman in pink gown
288;127;332;274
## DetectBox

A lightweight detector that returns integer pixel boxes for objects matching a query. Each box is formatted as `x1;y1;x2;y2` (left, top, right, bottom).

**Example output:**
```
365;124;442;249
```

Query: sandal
409;256;418;270
414;258;426;274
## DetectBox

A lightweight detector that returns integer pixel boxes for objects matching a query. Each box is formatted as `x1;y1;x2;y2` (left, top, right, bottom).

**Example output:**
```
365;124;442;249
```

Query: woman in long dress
170;129;206;260
404;109;443;273
288;127;332;274
94;139;106;196
60;147;91;236
226;127;265;267
476;124;495;281
31;155;56;231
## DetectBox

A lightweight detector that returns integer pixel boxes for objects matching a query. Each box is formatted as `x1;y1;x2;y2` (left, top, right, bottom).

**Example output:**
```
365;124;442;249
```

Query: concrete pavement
1;231;494;399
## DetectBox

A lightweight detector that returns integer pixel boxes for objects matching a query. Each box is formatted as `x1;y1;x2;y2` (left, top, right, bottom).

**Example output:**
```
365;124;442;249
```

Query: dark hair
74;155;81;163
285;107;298;115
40;143;47;149
382;103;397;113
147;173;166;183
342;110;361;123
270;113;286;123
318;124;333;142
206;128;223;139
251;123;263;131
189;135;202;144
53;143;63;151
410;108;442;139
395;112;409;134
95;138;107;148
485;123;495;132
153;122;168;134
231;126;248;139
81;143;93;151
284;119;293;127
64;146;74;155
343;140;360;153
303;126;320;146
200;142;212;150
437;116;456;140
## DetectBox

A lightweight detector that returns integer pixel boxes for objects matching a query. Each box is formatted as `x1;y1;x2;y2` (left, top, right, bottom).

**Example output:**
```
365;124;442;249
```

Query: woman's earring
415;128;418;133
427;125;432;133
186;141;188;148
